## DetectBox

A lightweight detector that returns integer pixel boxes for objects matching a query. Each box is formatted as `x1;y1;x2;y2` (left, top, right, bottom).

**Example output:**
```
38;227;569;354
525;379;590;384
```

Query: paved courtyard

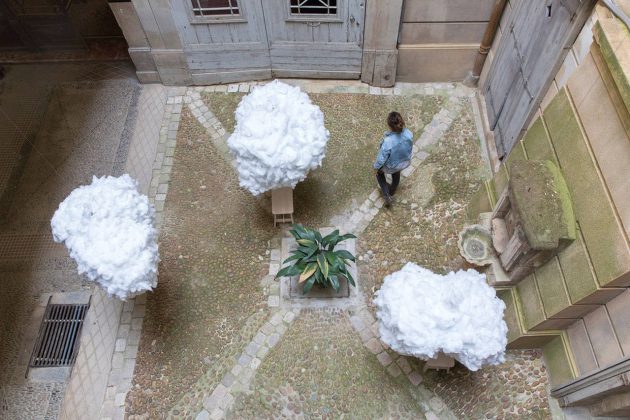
125;81;553;419
0;67;556;419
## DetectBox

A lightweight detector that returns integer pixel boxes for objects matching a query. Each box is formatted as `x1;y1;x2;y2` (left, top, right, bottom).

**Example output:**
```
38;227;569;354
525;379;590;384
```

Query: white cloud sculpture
374;262;508;371
51;175;159;300
227;80;330;195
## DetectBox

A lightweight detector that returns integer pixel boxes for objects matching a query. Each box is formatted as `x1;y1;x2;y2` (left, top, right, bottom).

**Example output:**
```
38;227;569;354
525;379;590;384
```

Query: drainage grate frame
28;296;91;371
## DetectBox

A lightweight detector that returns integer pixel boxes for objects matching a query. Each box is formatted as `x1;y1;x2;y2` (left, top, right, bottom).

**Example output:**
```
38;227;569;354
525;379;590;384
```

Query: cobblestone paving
201;90;444;228
127;107;275;418
229;308;436;419
420;350;551;419
127;81;553;419
358;99;489;300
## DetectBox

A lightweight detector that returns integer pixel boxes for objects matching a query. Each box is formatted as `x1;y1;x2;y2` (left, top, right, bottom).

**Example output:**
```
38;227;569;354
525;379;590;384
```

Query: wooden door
171;0;272;84
261;0;366;79
483;0;595;158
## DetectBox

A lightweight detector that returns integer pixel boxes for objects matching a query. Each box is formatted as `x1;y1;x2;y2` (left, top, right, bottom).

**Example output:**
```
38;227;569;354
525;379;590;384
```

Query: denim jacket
373;127;413;173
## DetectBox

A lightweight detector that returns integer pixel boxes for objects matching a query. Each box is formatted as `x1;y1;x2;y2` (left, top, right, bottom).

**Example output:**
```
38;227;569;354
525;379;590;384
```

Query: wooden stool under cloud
272;187;294;227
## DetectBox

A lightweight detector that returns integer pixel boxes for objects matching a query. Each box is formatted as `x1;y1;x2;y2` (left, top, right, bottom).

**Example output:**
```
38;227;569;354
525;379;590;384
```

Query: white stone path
184;81;475;420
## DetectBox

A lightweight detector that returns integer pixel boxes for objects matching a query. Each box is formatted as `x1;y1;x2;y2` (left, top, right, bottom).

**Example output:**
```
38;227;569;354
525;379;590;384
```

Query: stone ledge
594;18;630;115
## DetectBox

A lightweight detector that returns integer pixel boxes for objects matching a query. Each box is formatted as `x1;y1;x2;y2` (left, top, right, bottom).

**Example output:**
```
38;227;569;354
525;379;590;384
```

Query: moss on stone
542;335;576;387
202;92;245;133
229;308;423;418
522;118;557;163
516;274;546;331
508;160;575;250
534;258;571;318
544;89;630;286
465;182;493;223
558;234;599;303
594;19;630;116
497;289;523;343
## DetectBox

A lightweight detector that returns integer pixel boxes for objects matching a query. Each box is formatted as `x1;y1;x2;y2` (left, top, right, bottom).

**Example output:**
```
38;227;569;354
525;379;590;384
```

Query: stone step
496;287;559;349
542;333;577;387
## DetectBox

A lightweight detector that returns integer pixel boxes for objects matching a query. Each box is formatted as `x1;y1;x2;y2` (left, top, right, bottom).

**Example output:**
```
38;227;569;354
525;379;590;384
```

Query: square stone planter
279;227;359;307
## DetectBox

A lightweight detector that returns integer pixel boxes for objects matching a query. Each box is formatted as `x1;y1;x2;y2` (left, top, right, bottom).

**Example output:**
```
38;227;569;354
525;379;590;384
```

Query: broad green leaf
330;274;340;292
292;224;307;239
324;251;336;266
297;238;316;248
345;271;356;287
314;230;323;244
321;229;339;247
335;249;356;262
303;228;316;242
338;233;357;241
276;265;302;278
303;276;316;294
299;263;317;283
317;253;329;278
283;252;305;264
314;269;324;285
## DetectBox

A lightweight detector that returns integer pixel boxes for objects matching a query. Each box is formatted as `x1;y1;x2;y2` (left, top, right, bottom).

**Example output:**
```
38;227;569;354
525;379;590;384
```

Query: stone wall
396;0;495;83
470;6;630;408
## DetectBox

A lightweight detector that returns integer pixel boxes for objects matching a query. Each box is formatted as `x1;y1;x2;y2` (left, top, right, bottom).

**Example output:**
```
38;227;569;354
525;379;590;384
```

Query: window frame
186;0;248;25
284;0;344;23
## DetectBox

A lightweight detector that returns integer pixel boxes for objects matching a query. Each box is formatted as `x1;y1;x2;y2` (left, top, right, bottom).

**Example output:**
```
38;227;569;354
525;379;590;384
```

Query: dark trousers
376;170;400;198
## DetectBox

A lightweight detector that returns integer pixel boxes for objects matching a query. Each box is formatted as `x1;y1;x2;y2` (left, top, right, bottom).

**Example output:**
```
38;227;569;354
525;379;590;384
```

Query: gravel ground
129;89;552;419
127;107;274;418
202;92;444;227
229;308;427;419
420;350;551;419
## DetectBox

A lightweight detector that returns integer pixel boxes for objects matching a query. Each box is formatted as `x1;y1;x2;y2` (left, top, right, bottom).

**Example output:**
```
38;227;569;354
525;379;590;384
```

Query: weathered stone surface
521;118;557;164
542;336;575;387
508;160;576;250
558;234;599;303
544;89;630;286
535;258;571;318
516;275;546;331
594;19;630;116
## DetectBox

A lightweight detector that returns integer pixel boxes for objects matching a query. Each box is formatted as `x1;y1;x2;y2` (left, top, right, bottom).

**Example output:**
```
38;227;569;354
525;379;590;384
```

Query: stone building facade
470;3;630;416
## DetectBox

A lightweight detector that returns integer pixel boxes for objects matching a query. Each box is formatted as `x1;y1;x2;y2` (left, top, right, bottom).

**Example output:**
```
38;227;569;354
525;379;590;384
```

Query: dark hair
387;111;404;133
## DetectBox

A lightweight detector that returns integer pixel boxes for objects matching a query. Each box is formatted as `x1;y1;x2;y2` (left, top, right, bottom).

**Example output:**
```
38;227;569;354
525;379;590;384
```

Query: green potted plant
275;224;356;294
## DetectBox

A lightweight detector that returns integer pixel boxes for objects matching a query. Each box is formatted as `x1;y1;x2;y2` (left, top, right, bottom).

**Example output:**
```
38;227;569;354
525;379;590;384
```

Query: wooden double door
172;0;366;84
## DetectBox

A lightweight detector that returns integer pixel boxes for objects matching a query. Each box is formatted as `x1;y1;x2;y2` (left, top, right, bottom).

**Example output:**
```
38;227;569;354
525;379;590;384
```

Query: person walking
373;112;413;206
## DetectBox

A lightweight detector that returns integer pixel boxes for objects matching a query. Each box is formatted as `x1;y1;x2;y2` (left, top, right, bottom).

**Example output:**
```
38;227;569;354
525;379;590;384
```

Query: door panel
172;0;272;84
262;0;365;78
174;0;366;83
483;0;595;158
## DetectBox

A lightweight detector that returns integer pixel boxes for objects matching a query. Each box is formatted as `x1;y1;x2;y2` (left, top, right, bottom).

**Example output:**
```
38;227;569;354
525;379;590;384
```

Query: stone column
111;0;193;85
109;2;160;83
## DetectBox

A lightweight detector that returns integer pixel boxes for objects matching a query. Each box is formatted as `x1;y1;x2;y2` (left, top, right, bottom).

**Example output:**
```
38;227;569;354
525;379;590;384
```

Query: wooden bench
272;187;294;227
423;353;455;373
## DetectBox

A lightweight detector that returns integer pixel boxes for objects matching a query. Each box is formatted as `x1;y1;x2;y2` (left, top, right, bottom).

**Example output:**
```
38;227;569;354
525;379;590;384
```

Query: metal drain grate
29;298;90;369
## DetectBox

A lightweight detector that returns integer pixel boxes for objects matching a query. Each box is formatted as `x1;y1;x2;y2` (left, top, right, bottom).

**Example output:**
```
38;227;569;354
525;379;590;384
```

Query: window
290;0;337;15
191;0;240;17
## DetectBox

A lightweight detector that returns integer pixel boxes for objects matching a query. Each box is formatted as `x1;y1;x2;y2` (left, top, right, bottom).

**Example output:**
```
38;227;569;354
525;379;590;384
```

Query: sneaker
384;194;393;207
